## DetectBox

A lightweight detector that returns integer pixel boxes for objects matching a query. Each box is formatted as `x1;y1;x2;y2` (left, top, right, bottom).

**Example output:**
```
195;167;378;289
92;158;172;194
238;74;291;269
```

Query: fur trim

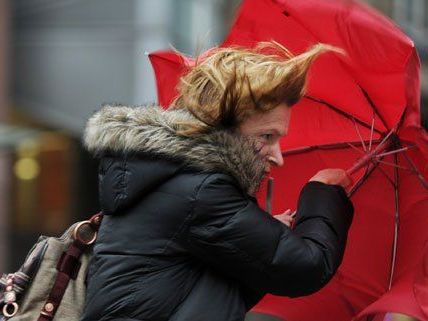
84;105;266;195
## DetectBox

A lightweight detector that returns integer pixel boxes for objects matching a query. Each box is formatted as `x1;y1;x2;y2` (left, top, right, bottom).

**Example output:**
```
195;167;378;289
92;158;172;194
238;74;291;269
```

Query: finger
341;173;353;188
282;209;292;215
274;214;294;227
275;213;289;220
281;218;292;227
276;213;293;221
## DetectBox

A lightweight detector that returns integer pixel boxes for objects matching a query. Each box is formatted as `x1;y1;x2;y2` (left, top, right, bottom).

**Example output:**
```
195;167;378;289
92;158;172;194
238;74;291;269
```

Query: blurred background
0;0;426;277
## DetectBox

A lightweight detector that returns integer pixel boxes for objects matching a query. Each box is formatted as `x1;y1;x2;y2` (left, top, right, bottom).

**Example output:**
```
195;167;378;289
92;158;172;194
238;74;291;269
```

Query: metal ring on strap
72;221;98;245
3;302;19;318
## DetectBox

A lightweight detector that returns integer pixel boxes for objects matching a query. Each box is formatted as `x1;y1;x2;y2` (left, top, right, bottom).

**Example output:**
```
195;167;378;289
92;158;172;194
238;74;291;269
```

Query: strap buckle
72;213;103;245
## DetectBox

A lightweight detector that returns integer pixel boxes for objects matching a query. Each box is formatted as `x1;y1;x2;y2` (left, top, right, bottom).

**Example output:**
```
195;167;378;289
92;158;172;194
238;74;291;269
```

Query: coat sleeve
183;174;354;297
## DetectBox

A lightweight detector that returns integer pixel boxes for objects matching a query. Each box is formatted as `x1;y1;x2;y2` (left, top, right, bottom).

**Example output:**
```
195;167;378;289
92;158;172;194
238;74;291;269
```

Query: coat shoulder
159;171;242;202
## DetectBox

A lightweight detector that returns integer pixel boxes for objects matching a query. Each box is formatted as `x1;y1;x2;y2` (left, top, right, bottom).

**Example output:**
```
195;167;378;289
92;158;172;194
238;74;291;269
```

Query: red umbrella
148;0;428;319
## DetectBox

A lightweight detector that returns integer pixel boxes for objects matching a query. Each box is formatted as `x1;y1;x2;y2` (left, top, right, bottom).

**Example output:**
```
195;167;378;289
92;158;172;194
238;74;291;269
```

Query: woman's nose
269;143;284;167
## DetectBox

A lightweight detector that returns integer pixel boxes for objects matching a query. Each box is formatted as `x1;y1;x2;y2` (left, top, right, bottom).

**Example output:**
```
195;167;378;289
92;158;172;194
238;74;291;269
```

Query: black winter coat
80;105;354;321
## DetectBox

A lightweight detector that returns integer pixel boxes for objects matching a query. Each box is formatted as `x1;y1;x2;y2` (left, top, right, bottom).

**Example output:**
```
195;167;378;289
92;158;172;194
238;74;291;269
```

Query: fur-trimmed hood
84;105;266;195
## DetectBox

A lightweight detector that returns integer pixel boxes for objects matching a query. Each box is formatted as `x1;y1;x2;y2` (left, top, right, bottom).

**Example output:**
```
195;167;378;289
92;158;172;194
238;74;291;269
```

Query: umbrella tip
144;51;150;56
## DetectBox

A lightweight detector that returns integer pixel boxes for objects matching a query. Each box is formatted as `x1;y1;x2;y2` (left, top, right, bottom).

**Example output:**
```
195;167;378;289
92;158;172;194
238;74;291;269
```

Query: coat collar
83;105;266;195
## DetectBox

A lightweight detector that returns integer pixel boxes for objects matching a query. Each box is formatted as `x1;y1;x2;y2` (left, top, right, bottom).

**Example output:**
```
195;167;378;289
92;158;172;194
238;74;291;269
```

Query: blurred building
11;0;240;134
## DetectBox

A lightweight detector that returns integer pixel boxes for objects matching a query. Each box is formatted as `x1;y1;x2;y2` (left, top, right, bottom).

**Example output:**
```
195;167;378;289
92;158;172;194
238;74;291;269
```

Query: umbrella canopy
148;0;428;319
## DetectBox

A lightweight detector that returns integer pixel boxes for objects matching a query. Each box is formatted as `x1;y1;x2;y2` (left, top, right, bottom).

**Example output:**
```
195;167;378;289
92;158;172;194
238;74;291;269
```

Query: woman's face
238;103;291;173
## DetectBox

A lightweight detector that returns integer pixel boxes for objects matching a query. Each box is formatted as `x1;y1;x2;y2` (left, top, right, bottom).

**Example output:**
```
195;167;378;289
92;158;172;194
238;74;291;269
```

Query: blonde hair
171;41;341;136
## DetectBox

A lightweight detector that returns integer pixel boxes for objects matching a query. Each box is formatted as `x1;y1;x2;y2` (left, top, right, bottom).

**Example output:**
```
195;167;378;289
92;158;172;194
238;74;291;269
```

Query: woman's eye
261;134;273;141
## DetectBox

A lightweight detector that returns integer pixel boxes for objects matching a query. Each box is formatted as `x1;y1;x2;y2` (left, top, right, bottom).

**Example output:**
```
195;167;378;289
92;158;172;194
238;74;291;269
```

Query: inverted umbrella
148;0;428;319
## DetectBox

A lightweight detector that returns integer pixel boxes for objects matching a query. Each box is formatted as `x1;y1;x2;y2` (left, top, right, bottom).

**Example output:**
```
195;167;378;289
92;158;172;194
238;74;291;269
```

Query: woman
81;42;354;321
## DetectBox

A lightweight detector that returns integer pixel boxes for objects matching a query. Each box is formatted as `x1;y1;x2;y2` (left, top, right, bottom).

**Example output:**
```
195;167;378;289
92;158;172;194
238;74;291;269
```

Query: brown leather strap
57;243;83;280
37;212;103;321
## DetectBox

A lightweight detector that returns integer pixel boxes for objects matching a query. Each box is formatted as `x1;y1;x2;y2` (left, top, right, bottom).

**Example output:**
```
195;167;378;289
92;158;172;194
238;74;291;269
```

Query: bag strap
37;212;103;321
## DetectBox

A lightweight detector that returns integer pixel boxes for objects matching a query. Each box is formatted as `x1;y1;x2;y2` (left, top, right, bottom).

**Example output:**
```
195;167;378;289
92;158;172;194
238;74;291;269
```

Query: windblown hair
171;41;341;136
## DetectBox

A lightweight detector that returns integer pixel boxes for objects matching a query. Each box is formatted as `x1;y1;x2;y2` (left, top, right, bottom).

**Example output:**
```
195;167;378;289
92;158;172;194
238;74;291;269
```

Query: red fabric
148;51;188;108
414;245;428;318
148;0;428;319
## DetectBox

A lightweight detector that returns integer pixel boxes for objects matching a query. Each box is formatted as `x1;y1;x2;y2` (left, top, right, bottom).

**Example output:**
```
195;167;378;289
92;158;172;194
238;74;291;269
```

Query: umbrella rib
375;159;415;172
352;117;367;152
372;160;396;187
363;165;370;180
369;113;375;151
346;142;366;155
374;128;396;154
375;145;416;158
304;95;383;134
347;129;395;176
388;154;400;290
348;152;397;197
359;86;390;131
369;134;398;186
347;161;378;197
